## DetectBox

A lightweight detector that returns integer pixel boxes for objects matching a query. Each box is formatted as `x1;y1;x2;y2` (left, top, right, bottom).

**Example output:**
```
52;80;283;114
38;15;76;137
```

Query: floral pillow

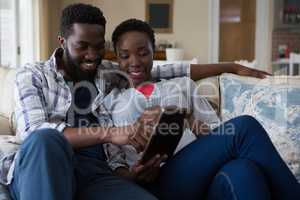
219;74;300;182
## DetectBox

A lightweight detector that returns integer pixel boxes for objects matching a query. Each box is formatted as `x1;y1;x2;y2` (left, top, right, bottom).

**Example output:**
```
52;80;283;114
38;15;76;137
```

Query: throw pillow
220;73;300;182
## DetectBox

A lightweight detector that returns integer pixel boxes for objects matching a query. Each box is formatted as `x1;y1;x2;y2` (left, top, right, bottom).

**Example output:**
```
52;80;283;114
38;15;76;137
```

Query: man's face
61;23;105;81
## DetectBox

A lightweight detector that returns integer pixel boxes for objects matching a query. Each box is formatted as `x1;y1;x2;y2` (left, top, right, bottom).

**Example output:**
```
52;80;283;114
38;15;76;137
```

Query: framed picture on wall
145;0;173;33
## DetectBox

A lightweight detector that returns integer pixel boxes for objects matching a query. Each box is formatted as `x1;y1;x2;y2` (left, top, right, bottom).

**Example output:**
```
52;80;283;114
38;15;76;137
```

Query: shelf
272;58;289;64
104;50;166;61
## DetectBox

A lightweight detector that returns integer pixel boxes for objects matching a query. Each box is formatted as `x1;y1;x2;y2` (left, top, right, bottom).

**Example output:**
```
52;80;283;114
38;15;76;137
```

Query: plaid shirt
0;48;190;185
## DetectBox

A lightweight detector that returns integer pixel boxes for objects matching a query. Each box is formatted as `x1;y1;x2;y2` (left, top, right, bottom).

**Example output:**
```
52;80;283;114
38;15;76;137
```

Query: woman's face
115;31;154;87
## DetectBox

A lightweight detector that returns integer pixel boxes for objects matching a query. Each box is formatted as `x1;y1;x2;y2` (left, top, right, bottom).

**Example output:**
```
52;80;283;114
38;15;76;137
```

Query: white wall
268;0;274;72
55;0;273;67
58;0;211;63
157;0;210;63
255;0;273;71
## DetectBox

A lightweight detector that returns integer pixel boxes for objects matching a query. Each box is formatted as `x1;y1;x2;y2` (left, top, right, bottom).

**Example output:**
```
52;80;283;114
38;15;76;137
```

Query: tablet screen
141;107;186;164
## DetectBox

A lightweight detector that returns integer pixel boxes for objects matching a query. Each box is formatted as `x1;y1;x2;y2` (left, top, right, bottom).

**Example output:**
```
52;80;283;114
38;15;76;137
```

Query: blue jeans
148;115;300;199
8;116;300;200
8;129;157;200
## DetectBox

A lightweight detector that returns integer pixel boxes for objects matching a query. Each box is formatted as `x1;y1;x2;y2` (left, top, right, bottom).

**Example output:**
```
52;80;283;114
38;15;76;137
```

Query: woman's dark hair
112;18;155;52
60;3;106;38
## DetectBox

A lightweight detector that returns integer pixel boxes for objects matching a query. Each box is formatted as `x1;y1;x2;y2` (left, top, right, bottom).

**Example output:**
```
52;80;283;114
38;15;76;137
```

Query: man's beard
64;48;100;82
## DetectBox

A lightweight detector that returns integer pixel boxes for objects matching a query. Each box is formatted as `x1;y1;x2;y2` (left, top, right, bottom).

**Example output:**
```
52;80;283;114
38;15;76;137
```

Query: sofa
0;66;300;199
0;67;18;199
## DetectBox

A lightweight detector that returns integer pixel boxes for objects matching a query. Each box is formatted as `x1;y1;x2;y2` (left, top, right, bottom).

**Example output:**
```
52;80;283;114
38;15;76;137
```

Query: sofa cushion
220;73;300;182
0;115;12;136
195;77;220;115
0;67;16;136
0;135;20;155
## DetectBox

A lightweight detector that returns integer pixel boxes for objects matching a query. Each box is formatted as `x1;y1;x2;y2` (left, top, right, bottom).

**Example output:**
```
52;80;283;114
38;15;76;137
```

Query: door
219;0;256;62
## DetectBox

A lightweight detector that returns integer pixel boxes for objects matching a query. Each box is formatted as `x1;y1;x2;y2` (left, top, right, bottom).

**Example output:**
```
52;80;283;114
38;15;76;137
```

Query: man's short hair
60;3;106;38
112;18;155;51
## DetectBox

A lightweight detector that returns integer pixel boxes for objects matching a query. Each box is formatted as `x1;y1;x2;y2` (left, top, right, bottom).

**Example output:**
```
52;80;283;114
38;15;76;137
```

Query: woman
97;19;300;200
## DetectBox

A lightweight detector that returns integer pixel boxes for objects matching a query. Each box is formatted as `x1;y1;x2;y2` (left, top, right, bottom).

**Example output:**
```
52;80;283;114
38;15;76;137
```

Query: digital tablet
140;107;186;164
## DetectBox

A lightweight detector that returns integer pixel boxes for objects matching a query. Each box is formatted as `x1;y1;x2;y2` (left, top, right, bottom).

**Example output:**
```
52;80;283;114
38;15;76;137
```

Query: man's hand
131;106;162;152
108;106;162;152
234;64;271;79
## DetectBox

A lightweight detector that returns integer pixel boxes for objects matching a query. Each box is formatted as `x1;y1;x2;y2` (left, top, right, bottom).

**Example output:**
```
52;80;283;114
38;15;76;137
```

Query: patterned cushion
195;77;220;115
220;74;300;182
0;136;19;157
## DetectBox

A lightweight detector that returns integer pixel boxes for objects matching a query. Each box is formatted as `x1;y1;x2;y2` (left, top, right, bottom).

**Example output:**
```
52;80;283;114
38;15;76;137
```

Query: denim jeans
8;129;157;200
8;116;300;200
149;115;300;200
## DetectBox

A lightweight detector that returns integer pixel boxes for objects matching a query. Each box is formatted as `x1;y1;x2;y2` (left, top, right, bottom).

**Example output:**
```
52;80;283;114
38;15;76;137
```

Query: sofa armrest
0;115;13;136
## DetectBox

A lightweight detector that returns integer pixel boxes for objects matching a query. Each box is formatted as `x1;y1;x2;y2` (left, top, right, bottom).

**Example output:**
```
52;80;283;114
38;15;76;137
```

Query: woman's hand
190;63;271;80
131;154;167;184
115;154;168;184
234;64;271;79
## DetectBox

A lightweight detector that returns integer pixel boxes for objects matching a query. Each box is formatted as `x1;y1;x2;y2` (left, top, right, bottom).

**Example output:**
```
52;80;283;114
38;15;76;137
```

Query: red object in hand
136;83;155;98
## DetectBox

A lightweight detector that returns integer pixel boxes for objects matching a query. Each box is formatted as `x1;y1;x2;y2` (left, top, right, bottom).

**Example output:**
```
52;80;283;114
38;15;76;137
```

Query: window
0;0;18;67
0;0;39;68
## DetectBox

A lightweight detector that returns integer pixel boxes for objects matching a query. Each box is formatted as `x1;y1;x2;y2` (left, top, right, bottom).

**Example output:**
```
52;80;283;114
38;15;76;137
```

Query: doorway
219;0;256;62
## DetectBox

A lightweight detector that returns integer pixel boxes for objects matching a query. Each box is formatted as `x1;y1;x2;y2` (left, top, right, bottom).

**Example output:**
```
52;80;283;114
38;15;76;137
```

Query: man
2;3;269;200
